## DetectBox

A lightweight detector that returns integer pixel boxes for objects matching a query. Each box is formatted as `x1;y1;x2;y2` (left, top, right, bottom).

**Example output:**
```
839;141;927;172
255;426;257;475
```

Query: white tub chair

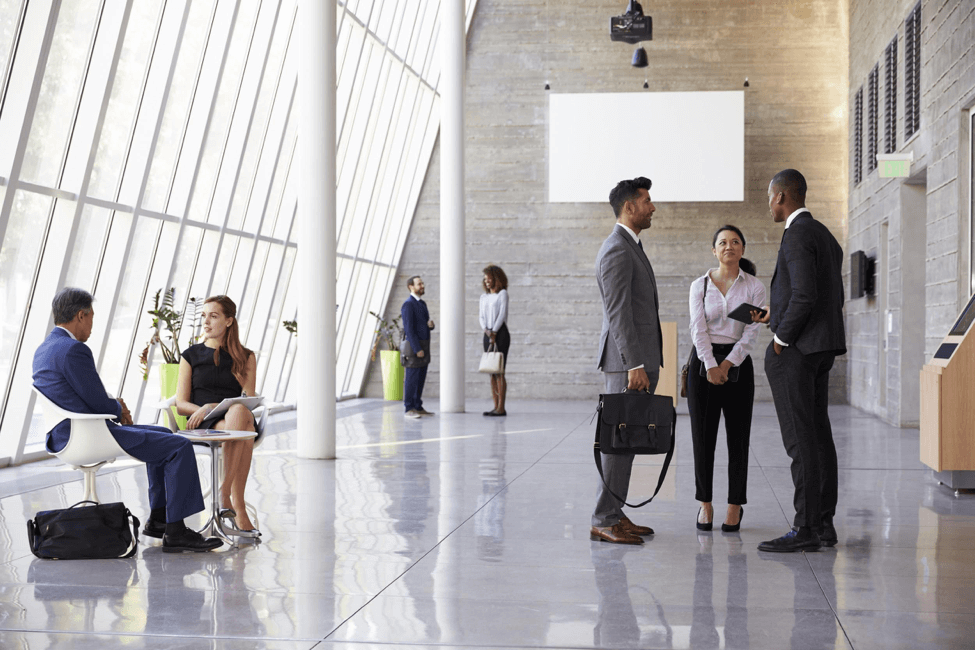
32;387;129;503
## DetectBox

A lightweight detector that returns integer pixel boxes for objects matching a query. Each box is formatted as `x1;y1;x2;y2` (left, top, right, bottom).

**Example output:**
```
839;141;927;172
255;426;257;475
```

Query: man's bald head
770;169;807;204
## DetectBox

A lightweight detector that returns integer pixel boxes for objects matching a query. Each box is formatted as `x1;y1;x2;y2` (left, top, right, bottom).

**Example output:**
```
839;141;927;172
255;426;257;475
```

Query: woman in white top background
479;265;509;416
687;225;765;533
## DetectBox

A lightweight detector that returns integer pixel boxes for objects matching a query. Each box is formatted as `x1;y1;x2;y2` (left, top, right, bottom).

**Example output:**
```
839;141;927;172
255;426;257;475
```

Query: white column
297;0;336;458
440;0;466;413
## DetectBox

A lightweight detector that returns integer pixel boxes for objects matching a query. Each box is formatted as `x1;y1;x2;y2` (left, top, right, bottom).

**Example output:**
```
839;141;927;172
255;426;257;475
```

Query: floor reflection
689;534;749;649
2;402;975;648
475;430;507;562
142;548;210;636
591;542;674;648
759;550;840;650
28;557;139;640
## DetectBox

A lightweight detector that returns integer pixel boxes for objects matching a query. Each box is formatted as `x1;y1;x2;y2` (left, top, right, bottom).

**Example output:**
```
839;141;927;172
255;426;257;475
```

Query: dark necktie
638;240;644;251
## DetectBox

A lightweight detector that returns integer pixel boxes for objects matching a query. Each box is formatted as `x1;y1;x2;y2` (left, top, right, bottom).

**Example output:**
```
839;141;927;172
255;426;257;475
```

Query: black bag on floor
28;500;140;560
593;390;676;508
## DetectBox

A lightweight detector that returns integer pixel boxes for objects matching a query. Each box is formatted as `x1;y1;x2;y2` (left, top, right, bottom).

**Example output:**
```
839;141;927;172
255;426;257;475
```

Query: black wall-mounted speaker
850;250;876;299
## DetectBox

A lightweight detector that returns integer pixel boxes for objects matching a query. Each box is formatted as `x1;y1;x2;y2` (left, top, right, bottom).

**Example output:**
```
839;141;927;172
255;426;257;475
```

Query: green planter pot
380;350;404;401
158;363;187;430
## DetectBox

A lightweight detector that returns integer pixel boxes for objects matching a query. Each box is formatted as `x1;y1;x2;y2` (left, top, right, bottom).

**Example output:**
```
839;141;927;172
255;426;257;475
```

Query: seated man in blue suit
33;288;222;553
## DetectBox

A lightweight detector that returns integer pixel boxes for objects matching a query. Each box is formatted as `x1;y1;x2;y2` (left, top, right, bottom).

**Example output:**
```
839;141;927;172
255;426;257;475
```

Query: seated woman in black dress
176;295;260;535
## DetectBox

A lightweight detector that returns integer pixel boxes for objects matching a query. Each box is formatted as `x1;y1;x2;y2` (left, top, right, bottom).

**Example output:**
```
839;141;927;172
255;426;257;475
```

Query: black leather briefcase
28;500;140;560
593;390;676;508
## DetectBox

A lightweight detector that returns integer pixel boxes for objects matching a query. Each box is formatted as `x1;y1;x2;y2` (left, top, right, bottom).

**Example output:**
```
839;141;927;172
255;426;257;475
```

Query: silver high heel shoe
224;515;260;538
227;525;261;538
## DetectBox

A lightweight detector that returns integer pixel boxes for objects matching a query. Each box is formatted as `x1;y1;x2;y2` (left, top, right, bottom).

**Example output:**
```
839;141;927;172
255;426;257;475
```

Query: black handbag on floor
593;390;676;508
28;501;140;560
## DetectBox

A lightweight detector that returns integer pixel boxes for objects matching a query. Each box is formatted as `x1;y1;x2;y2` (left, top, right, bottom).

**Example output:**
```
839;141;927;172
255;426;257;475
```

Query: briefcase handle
27;519;38;555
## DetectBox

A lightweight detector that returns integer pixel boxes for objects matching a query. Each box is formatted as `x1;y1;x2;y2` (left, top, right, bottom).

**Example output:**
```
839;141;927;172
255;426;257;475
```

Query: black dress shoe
758;527;821;553
696;507;712;531
162;529;224;553
483;410;496;416
142;518;166;539
721;506;744;533
819;522;838;547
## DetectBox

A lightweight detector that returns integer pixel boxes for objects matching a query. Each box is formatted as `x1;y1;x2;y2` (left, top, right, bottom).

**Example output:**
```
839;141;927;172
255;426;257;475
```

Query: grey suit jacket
596;225;663;372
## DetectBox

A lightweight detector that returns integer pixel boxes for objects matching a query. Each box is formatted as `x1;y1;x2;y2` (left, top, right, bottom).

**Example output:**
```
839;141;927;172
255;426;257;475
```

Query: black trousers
687;345;754;505
764;343;838;528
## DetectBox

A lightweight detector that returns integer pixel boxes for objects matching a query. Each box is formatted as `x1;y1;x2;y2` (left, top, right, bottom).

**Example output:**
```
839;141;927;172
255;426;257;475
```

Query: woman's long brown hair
205;295;252;385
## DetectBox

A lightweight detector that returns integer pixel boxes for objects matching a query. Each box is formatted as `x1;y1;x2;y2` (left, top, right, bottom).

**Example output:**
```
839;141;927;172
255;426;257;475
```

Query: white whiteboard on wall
548;91;744;203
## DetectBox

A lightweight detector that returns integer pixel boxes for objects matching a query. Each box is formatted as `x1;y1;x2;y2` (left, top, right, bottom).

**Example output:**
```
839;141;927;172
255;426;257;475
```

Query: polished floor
0;398;972;649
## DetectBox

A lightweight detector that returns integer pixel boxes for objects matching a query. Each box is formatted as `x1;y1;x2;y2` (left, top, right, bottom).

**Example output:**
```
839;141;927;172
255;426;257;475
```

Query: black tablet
727;303;767;324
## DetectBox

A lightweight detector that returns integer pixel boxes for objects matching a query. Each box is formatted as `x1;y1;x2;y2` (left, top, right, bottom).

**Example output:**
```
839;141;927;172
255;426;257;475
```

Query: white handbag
478;343;504;374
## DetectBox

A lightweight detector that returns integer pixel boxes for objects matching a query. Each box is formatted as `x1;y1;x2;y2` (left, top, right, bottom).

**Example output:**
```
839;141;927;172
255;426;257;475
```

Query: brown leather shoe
590;524;644;544
619;516;654;536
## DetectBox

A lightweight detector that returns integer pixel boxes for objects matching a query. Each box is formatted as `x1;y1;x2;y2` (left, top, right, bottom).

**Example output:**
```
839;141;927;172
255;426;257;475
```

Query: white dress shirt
57;326;77;340
616;222;640;244
773;207;811;347
784;207;809;229
479;289;508;332
688;268;766;370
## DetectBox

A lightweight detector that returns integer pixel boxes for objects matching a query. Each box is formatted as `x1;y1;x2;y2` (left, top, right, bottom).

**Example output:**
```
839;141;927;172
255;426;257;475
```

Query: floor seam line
804;552;856;649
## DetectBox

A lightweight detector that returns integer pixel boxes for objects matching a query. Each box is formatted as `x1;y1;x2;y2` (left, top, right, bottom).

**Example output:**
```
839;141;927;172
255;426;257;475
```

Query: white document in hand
206;396;264;422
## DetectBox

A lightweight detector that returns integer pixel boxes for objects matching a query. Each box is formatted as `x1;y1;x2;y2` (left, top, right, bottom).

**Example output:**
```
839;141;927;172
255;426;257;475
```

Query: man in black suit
754;169;846;553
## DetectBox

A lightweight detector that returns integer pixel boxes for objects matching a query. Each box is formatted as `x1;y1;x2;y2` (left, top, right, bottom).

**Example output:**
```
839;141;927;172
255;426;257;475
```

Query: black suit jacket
769;212;847;356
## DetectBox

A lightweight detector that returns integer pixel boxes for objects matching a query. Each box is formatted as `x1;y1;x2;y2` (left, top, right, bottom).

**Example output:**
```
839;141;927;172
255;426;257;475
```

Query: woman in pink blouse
687;225;765;533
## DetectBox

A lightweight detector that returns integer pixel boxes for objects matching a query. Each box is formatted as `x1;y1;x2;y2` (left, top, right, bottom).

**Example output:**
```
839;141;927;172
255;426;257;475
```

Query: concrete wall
363;0;851;403
847;0;975;425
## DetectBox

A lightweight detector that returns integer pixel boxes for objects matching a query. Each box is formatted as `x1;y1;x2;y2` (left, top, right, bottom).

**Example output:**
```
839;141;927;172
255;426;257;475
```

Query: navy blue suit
401;296;431;412
33;328;205;522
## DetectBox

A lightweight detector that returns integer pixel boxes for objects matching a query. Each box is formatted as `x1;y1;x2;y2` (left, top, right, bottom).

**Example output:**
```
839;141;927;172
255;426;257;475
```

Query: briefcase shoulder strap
122;510;141;559
593;405;676;509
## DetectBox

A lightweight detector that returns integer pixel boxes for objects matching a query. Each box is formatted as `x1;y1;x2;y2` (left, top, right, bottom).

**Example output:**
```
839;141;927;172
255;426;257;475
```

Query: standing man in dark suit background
590;176;663;545
33;287;222;553
401;275;435;419
754;169;847;553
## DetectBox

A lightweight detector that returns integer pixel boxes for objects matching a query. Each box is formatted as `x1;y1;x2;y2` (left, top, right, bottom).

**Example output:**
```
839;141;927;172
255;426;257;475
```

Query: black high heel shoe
721;506;744;533
696;507;713;531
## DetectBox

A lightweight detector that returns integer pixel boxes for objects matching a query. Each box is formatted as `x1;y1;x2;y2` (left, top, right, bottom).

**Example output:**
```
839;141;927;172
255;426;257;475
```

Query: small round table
178;429;258;545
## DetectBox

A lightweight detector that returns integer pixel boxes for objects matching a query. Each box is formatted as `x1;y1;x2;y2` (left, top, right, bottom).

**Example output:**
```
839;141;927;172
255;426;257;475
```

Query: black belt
711;342;735;355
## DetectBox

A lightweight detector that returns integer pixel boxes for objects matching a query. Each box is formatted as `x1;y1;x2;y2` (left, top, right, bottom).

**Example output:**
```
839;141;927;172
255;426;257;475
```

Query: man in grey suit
591;176;663;545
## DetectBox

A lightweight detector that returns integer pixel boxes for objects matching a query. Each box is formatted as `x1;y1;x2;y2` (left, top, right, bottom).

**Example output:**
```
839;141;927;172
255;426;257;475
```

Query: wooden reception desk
920;293;975;488
658;321;678;406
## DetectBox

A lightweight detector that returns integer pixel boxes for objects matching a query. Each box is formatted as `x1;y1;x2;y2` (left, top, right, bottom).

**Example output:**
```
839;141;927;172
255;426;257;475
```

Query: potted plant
138;289;201;427
369;311;404;401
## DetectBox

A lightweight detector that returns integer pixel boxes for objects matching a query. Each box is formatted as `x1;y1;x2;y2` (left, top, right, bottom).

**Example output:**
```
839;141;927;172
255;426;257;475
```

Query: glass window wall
0;0;477;462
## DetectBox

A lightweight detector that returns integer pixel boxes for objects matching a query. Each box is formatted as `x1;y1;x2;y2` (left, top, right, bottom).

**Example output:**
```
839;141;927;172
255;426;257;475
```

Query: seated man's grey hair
52;287;94;325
